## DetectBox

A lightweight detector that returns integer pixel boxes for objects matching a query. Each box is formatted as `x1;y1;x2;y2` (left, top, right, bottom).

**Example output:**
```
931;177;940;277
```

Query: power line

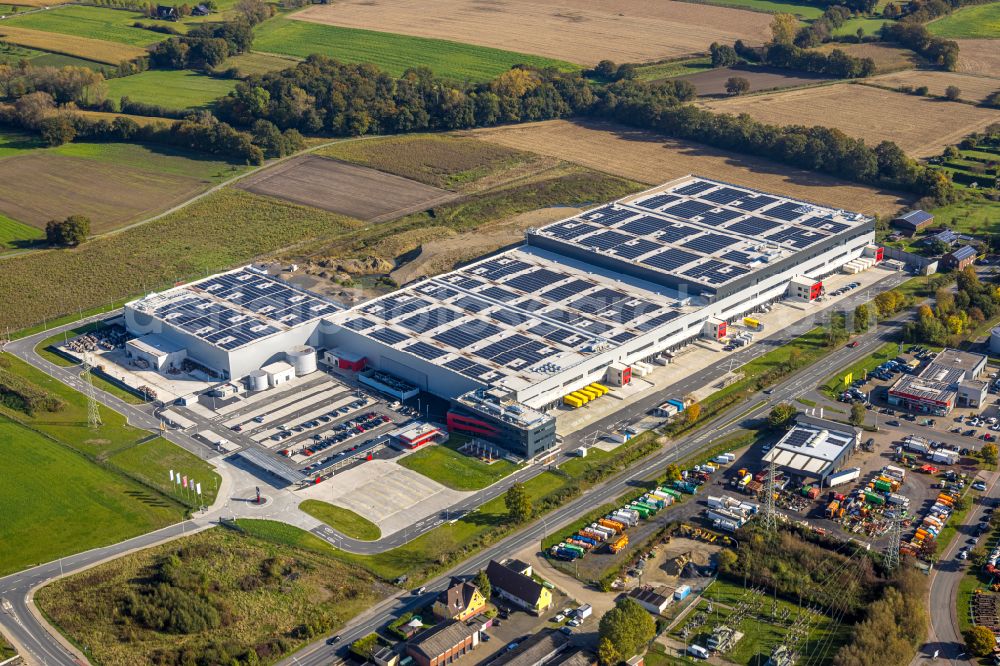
762;459;779;533
884;511;904;572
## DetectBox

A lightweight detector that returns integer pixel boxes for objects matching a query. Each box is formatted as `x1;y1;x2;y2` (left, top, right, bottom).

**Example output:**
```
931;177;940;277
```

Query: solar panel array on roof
453;295;491;313
479;286;519;302
584;230;633;250
434;321;503;350
663;200;713;220
683;259;750;284
405;340;447;360
544;221;601;240
636;193;680;210
342;317;376;331
783;428;814;447
725;217;780;236
473;258;531;280
397;306;463;334
445;357;492;380
699;187;745;205
765;201;811;221
642;248;699;272
636;310;681;332
540;279;592;303
674;180;714;196
505;268;566;293
370;327;408;346
364;295;430;319
682;233;738;254
613;239;660;260
720;249;753;264
765;227;824;248
731;194;776;211
800;216;849;234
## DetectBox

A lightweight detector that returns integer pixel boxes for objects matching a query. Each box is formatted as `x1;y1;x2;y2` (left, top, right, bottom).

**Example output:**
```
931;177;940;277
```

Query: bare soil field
679;65;833;97
698;83;998;157
236;155;459;222
953;39;1000;79
291;0;772;65
865;70;1000;104
815;42;918;73
0;154;219;233
471;119;910;215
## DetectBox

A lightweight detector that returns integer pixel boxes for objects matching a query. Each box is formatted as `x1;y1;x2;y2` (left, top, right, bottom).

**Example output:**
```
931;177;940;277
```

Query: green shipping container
659;487;683;499
864;492;885;505
874;480;892;493
563;544;586;556
634;501;659;514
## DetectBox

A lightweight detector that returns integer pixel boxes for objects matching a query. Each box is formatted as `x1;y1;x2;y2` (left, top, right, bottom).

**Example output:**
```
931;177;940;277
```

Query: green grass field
216;50;301;77
108;70;236;110
29;52;107;69
299;500;381;540
687;0;824;19
928;2;1000;38
0;129;42;158
47;139;247;180
632;57;713;81
833;17;893;37
253;18;580;81
0;212;43;250
0;416;183;576
6;5;164;47
397;436;519;490
108;437;221;505
929;197;1000;237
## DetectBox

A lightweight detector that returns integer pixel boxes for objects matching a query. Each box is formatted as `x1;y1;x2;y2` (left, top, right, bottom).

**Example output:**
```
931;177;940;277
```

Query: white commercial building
123;176;876;414
762;414;861;483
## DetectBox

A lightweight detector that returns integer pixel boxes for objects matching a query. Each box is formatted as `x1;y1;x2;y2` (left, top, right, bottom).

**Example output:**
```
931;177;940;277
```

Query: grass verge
819;341;898;399
299;500;382;541
397;435;519;491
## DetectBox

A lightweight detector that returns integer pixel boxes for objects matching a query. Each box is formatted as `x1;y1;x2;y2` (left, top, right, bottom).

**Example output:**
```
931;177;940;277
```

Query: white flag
169;469;175;482
176;474;181;485
196;483;202;495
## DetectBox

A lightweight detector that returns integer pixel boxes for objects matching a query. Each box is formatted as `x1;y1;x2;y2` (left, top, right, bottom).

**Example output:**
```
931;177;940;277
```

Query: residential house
191;4;210;15
406;619;482;666
486;559;552;615
891;210;934;233
433;579;487;622
942;244;977;270
154;4;178;19
373;646;400;666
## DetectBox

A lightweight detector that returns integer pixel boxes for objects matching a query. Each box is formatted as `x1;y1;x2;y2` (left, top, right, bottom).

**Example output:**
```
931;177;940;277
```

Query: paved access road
911;470;1000;666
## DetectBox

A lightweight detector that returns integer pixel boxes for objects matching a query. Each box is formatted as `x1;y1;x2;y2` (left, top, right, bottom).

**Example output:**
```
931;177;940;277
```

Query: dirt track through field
0;153;214;233
865;70;1000;104
236;155;459;221
291;0;772;65
698;83;999;157
470;120;910;216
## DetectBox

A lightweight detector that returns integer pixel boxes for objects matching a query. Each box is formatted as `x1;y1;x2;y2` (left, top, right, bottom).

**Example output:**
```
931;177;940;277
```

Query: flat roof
233;447;306;484
528;175;870;291
127;333;185;357
327;244;695;391
889;374;956;404
127;267;339;352
261;360;293;374
763;417;856;476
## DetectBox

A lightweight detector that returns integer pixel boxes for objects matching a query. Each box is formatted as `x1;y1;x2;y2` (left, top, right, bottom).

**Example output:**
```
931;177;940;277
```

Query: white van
687;645;710;659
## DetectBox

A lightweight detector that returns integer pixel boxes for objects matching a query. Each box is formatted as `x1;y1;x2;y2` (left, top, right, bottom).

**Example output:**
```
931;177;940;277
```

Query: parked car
973;481;988;491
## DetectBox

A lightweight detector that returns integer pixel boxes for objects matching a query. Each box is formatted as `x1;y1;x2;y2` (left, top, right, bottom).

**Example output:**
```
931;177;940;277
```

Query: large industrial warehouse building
125;176;877;454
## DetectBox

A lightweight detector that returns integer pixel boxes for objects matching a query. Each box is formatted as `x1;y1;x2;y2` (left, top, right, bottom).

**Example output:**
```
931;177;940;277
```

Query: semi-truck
931;450;959;465
598;518;625;533
673;481;699;494
609;535;629;553
826;467;861;487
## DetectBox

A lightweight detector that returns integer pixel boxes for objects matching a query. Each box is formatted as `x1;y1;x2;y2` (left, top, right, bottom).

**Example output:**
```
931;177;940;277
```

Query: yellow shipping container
564;395;582;408
587;383;608;396
571;391;591;404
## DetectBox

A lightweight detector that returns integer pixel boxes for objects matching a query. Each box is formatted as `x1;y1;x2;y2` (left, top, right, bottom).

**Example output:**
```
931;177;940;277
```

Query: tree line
904;267;999;345
880;22;959;70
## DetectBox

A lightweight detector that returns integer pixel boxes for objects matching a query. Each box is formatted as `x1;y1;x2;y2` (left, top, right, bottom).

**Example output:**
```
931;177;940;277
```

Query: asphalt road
0;270;911;665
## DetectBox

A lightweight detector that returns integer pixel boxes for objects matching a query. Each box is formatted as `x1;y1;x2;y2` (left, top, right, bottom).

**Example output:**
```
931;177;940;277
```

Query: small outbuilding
891;210;934;233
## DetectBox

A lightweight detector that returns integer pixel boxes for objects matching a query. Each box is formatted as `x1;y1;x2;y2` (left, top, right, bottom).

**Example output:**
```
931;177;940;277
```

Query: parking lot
171;367;417;481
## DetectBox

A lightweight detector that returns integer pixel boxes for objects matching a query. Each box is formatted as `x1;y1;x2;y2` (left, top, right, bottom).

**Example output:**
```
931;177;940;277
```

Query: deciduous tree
505;482;532;523
598;597;655;661
768;403;797;429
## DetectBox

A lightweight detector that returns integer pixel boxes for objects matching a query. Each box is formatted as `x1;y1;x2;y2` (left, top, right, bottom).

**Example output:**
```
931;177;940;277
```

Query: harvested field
0;24;148;64
0;142;245;233
698;83;999;157
236;155;459;221
953;39;1000;79
5;6;163;47
471;119;910;215
678;65;833;96
865;70;1000;104
217;51;301;77
814;42;918;73
291;0;772;65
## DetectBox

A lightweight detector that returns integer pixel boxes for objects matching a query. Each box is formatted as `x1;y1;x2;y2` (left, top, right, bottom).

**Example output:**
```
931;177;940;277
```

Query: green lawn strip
252;17;580;81
0;128;43;158
927;2;1000;38
0;416;183;576
819;341;898;399
6;5;165;47
107;70;236;111
231;518;342;557
108;437;221;505
679;0;825;18
632;57;713;82
797;397;817;407
0;630;14;660
397;435;519;491
49;140;249;181
299;500;382;541
328;471;567;582
936;492;976;555
833;17;893;37
0;212;43;252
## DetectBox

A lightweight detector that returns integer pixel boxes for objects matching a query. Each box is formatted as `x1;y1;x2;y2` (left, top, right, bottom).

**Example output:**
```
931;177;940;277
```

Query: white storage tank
286;345;317;376
247;369;269;392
